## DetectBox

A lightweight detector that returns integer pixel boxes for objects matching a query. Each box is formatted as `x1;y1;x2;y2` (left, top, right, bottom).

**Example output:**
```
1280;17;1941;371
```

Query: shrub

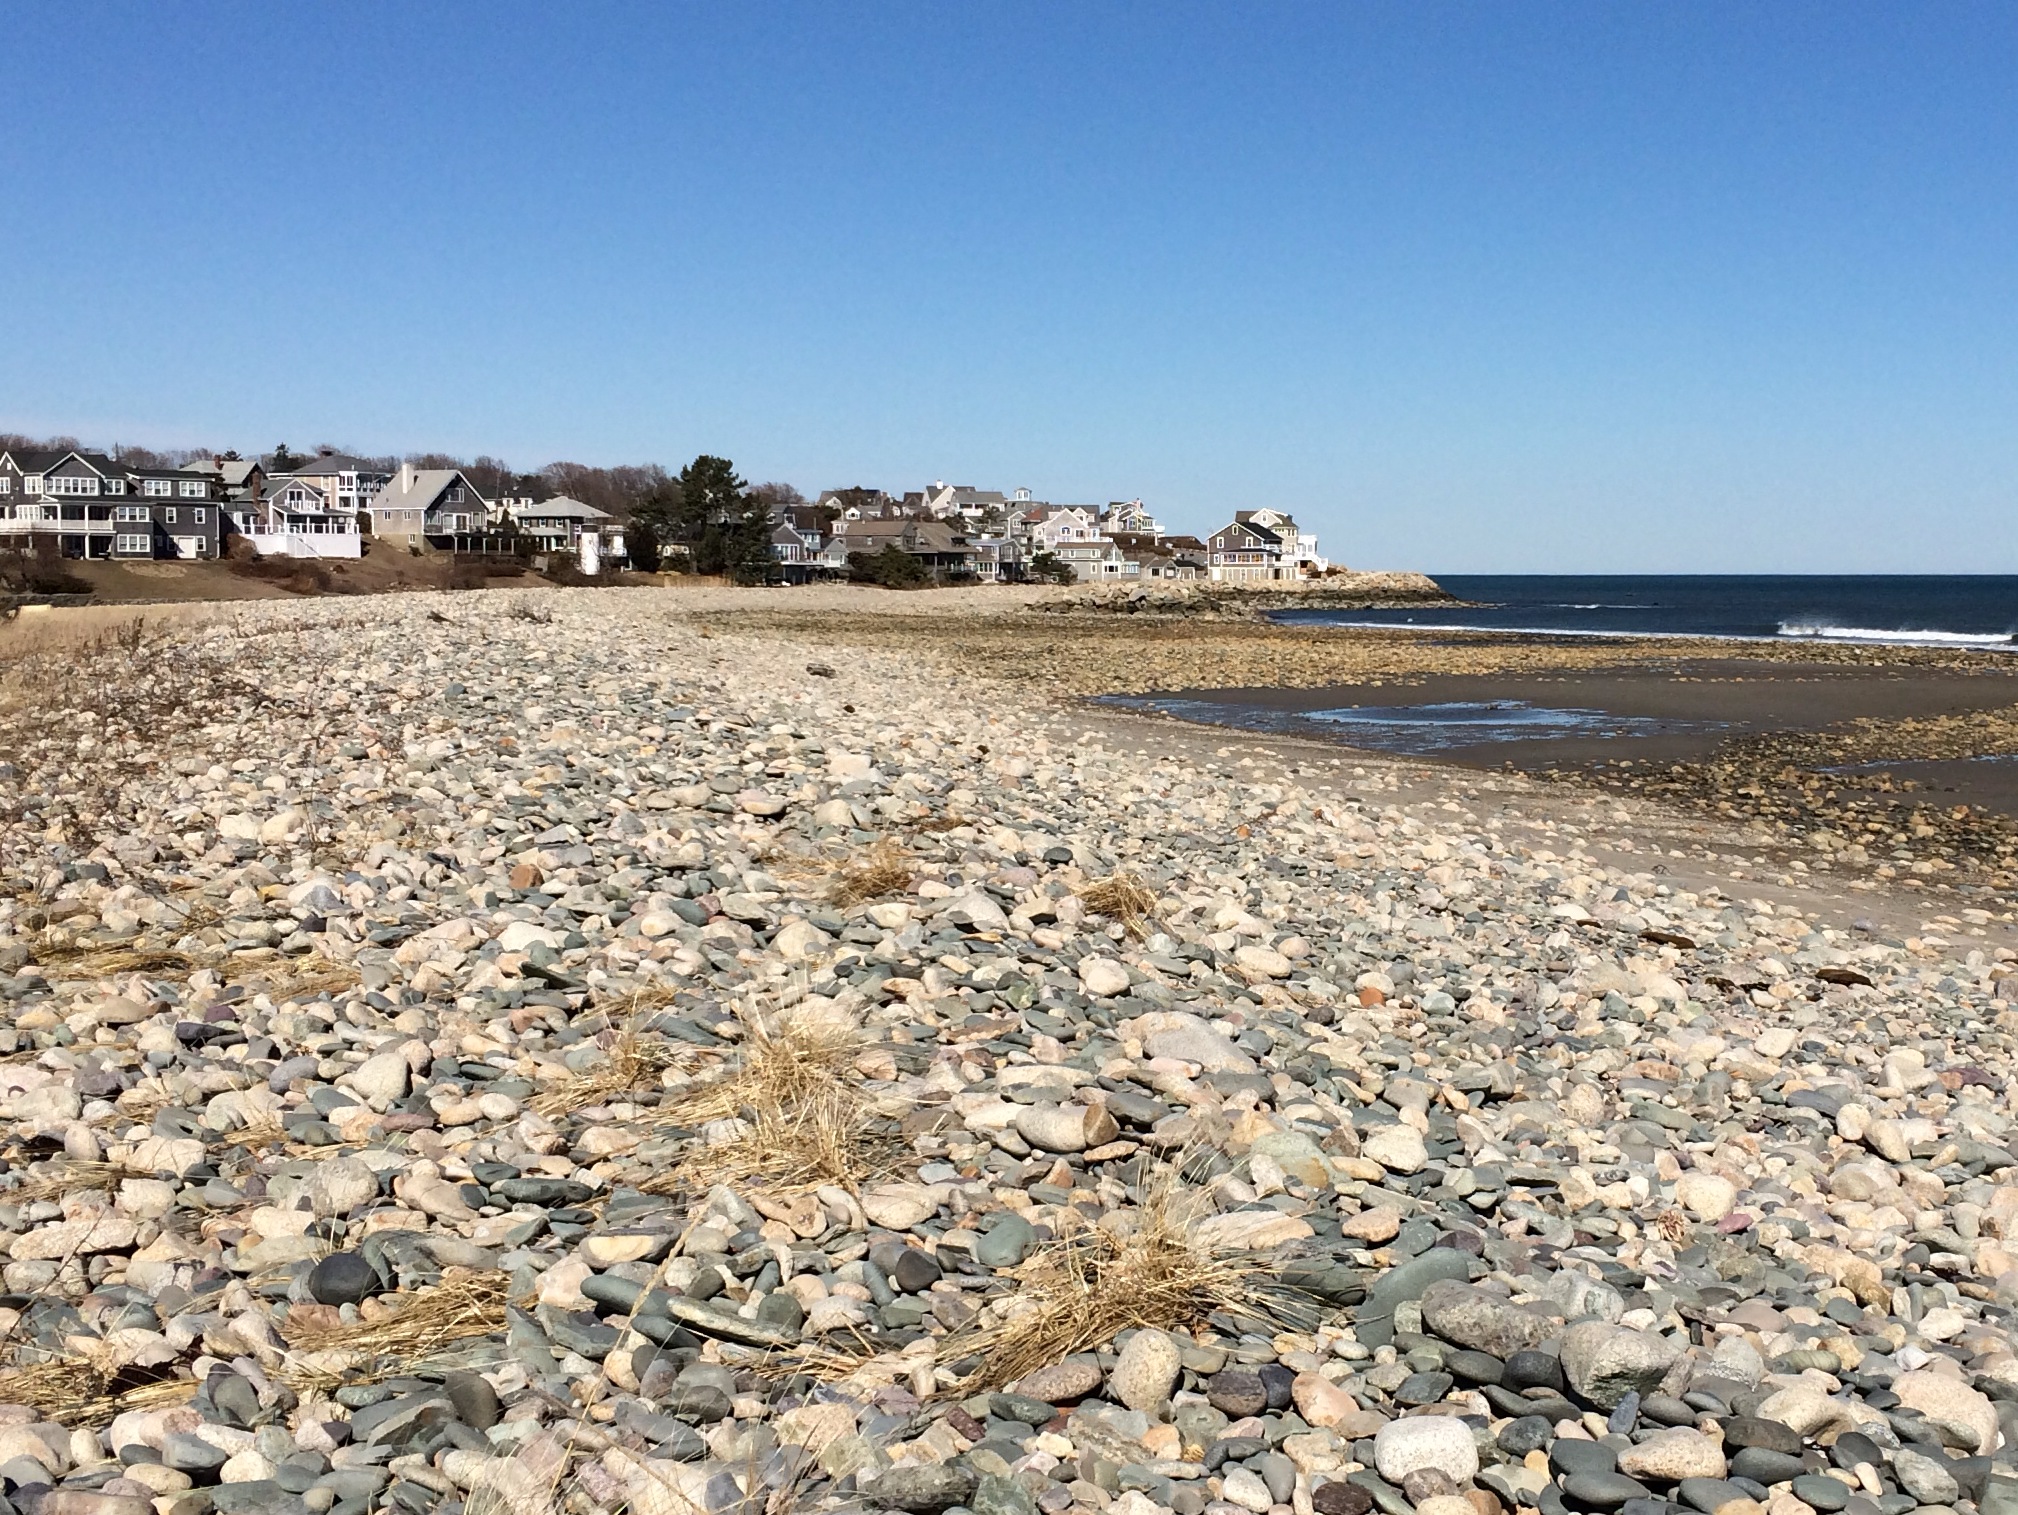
846;546;928;589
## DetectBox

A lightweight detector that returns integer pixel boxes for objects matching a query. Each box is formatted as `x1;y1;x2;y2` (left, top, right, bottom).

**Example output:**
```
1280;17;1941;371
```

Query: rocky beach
1;585;2017;1515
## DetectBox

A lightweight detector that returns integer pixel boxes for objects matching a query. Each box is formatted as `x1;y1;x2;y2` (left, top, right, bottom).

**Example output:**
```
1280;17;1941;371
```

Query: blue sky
3;3;2014;571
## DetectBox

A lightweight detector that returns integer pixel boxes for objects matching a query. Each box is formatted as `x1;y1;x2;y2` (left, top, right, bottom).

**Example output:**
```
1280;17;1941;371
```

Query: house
508;496;625;572
1047;536;1140;582
968;533;1019;582
366;464;501;549
1234;509;1326;575
1026;506;1104;551
1111;531;1202;580
0;448;224;561
181;455;265;508
832;517;980;578
1102;499;1163;538
235;474;363;558
919;483;1010;522
1208;519;1286;582
817;487;905;521
769;521;823;582
272;451;393;521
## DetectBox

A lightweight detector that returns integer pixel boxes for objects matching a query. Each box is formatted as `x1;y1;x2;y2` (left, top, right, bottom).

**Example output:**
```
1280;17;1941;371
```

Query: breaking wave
1777;622;2014;647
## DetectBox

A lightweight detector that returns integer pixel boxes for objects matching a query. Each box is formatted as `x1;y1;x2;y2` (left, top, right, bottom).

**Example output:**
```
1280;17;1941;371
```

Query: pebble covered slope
0;591;2016;1515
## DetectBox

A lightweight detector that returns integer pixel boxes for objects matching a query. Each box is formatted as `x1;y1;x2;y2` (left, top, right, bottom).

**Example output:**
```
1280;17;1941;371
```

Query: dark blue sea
1285;575;2018;650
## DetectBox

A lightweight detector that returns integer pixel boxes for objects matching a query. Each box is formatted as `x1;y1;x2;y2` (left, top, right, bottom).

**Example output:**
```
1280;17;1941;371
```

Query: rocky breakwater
1038;575;1454;617
0;591;2012;1515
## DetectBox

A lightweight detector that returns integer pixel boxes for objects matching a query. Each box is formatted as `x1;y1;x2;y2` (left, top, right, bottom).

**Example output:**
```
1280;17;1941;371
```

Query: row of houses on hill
0;448;624;569
0;445;1331;585
784;484;1329;584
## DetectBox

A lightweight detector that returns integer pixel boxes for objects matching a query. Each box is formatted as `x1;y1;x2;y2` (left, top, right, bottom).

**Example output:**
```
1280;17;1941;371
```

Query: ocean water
1104;695;1720;755
1286;575;2018;648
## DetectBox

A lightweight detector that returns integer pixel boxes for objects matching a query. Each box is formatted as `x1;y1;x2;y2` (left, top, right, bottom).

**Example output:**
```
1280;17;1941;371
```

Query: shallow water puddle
1102;695;1724;758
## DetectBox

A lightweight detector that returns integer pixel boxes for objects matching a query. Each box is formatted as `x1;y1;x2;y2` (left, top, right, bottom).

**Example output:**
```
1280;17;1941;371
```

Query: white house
1027;506;1103;550
237;475;362;558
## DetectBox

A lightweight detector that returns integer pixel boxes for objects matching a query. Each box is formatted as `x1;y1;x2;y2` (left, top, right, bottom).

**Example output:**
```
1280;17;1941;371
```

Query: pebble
1374;1417;1480;1484
1110;1330;1183;1412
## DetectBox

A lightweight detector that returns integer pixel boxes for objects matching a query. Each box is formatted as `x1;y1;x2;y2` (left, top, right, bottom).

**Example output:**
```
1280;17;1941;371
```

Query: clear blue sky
4;4;2014;571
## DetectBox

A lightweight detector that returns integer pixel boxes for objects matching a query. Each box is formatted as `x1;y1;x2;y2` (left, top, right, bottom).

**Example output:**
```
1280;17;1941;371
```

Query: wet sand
1122;658;2018;793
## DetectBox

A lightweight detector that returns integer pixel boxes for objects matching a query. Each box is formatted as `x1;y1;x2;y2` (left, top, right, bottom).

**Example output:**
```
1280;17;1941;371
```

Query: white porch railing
0;515;113;535
246;526;362;559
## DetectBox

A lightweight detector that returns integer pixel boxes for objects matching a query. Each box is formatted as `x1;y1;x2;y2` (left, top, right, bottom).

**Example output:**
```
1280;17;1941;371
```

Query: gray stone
868;1465;979;1512
1560;1323;1683;1411
1893;1449;1961;1506
1418;1280;1554;1359
974;1214;1037;1269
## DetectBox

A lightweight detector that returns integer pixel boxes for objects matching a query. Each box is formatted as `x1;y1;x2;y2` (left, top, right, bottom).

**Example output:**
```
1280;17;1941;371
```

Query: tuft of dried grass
282;1270;515;1383
950;1175;1317;1392
27;943;198;977
1079;872;1159;938
826;840;912;907
0;1356;196;1426
642;1018;901;1196
7;1160;154;1206
529;1013;682;1119
243;957;363;1004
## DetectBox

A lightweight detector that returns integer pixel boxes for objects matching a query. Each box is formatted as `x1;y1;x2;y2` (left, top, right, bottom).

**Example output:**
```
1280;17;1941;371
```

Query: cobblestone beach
1;588;2016;1515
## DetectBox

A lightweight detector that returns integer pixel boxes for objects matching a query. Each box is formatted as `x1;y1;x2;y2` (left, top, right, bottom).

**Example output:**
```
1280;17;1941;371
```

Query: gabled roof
370;469;484;515
1215;520;1282;545
0;449;79;474
287;453;389;476
510;495;609;522
183;458;263;487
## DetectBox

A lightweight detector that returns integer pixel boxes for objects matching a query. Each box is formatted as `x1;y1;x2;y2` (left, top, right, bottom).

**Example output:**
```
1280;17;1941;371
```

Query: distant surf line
1291;616;2018;651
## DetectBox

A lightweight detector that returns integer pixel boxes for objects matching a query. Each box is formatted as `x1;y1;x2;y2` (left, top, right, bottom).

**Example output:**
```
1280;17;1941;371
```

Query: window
113;505;149;522
23;476;42;493
115;534;151;555
447;486;465;503
0;477;9;493
142;479;171;497
104;479;125;494
46;475;101;496
179;480;206;498
164;507;177;523
194;508;207;524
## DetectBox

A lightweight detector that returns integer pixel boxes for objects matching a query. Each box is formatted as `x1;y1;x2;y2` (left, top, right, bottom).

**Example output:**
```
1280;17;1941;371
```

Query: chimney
398;461;413;492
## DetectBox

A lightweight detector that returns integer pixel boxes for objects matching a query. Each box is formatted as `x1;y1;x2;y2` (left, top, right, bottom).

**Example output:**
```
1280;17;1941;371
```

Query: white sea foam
1777;622;2014;647
1302;617;2017;651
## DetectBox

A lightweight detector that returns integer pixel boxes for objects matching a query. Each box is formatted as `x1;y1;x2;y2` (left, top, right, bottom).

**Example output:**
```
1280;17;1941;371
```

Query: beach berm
0;586;2014;1515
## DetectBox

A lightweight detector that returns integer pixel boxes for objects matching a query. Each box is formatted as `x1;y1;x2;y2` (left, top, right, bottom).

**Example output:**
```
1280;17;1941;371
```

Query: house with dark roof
276;451;395;521
1208;518;1286;582
0;448;225;561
